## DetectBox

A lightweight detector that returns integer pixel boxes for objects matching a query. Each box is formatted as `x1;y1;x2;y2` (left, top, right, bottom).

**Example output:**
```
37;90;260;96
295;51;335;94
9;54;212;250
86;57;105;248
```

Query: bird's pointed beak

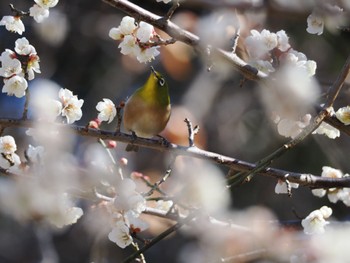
150;66;156;76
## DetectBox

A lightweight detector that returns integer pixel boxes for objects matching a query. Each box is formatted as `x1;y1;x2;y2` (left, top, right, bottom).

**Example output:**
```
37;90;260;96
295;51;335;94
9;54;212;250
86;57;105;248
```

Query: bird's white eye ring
159;78;165;86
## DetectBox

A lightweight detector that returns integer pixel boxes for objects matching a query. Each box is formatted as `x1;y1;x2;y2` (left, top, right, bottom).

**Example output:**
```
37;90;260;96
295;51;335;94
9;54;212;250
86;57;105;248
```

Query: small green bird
123;67;171;151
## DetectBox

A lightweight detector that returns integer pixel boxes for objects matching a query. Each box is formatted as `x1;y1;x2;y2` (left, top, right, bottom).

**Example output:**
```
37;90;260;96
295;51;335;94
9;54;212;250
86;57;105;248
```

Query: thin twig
22;88;30;120
116;101;124;133
144;155;176;196
9;4;29;16
98;138;117;165
166;0;180;20
219;248;267;263
184;118;199;147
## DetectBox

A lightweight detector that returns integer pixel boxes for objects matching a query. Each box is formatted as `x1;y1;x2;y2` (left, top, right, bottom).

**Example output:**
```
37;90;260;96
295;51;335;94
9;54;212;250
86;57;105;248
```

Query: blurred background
0;0;350;262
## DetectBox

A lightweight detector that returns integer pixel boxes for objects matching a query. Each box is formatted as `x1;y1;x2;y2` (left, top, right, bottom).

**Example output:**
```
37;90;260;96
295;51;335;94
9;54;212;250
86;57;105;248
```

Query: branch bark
1;118;350;188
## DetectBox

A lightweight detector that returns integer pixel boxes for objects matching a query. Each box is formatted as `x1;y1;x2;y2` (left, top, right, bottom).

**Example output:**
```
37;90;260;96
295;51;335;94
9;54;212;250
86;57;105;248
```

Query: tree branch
101;0;266;81
1;118;350;188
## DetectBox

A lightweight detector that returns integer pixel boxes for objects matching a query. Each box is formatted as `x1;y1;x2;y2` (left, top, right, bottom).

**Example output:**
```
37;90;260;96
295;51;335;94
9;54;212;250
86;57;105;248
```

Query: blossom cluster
0;37;40;98
282;105;350;140
109;16;160;63
0;0;59;35
104;178;148;248
0;135;83;227
312;166;350;206
311;107;341;139
245;29;316;76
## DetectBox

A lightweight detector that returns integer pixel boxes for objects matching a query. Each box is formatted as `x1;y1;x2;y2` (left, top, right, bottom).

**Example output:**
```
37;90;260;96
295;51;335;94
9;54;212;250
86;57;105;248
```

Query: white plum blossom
30;4;50;23
47;194;83;228
0;49;16;62
26;145;45;164
0;16;25;35
335;106;350;125
119;16;137;35
15;37;37;55
245;29;275;59
118;35;140;56
306;13;324;35
2;76;28;98
301;206;332;235
113;179;146;217
0;136;21;170
45;99;63;120
321;166;343;180
276;30;290;52
108;16;137;41
311;166;348;204
109;27;123;41
179;162;230;214
245;29;278;58
108;221;133;248
32;94;63;121
59;88;84;124
61;96;84;124
312;188;327;198
0;179;82;227
58;87;74;103
136;46;160;63
276;114;311;139
312;121;340;139
274;179;299;194
279;49;317;77
34;0;59;9
96;98;116;123
136;22;154;43
340;187;350;207
26;54;41;80
0;54;22;78
0;135;17;154
260;29;278;51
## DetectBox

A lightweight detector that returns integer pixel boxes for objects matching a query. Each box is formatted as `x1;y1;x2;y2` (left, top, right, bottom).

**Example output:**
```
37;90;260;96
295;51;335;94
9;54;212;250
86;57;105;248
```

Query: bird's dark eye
158;78;165;86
